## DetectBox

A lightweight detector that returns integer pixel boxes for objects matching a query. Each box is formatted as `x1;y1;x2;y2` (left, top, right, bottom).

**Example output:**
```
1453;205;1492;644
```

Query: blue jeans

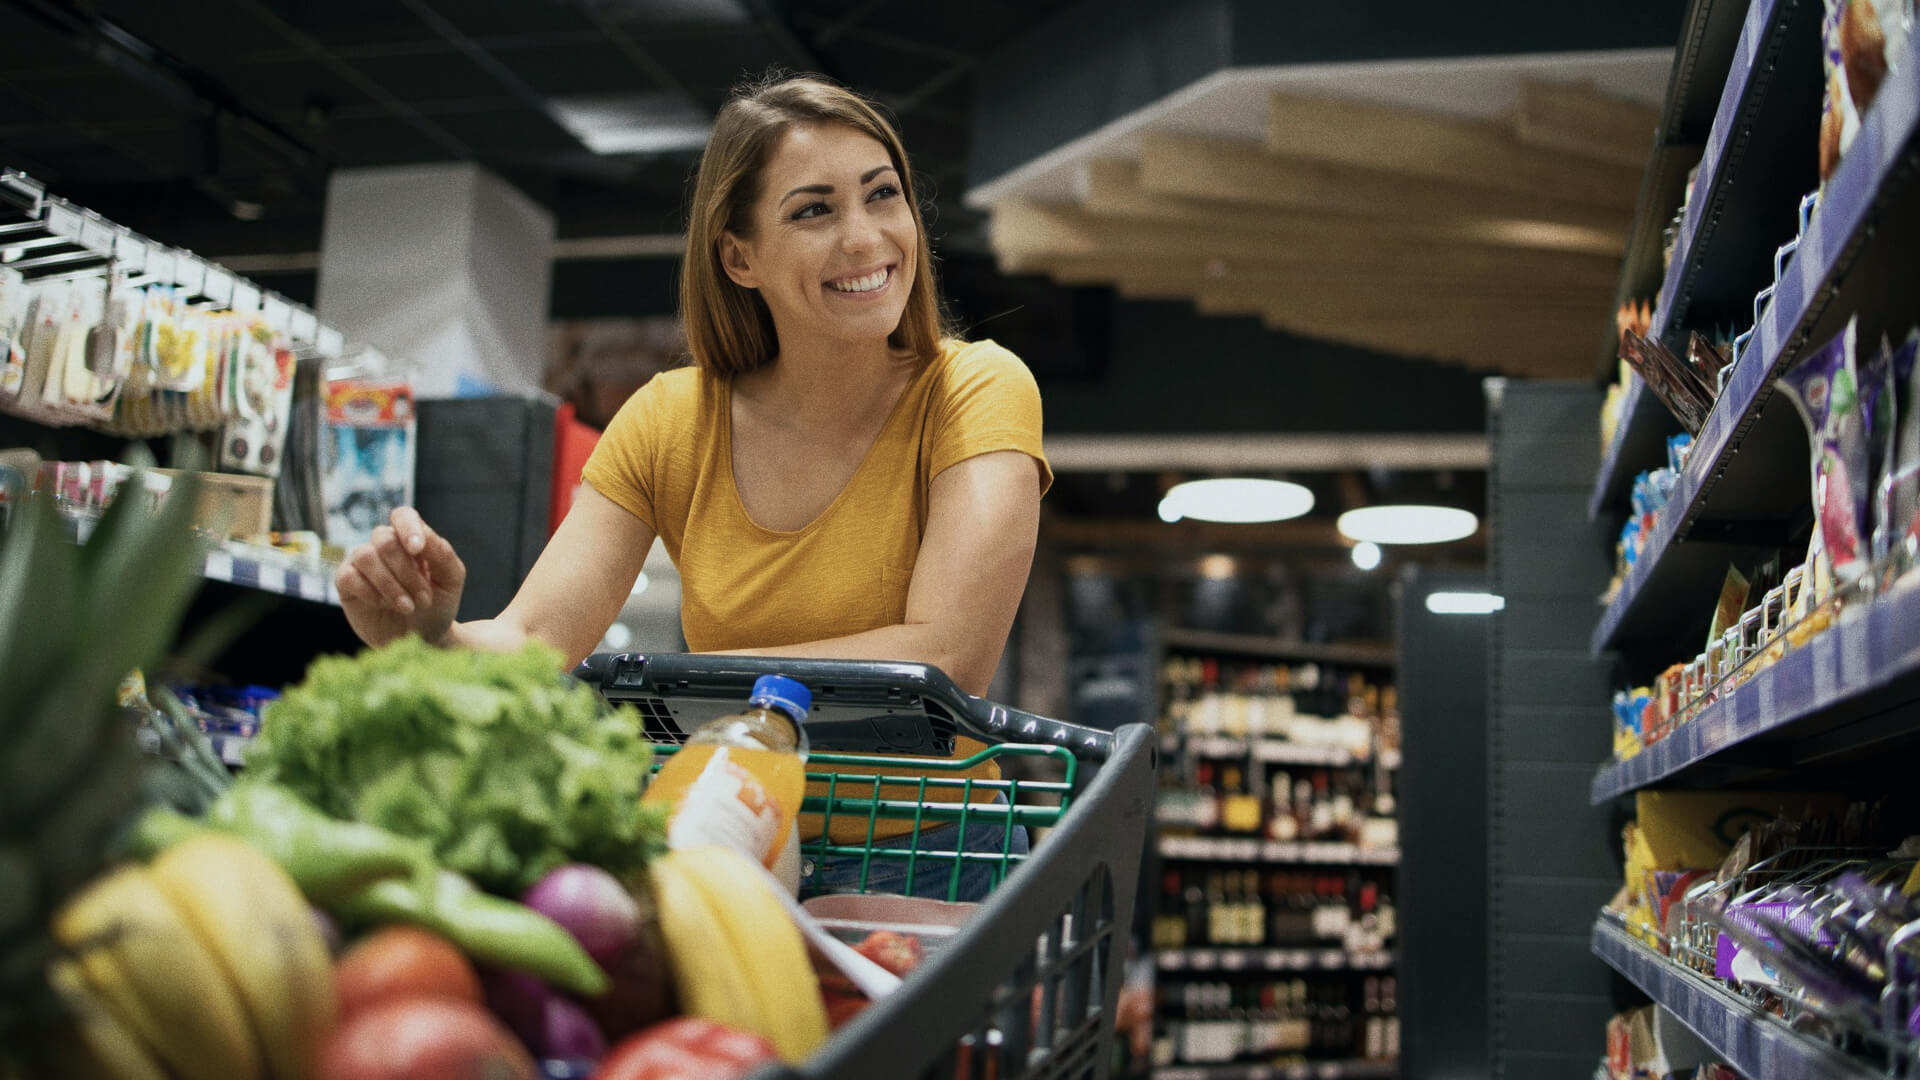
800;796;1030;903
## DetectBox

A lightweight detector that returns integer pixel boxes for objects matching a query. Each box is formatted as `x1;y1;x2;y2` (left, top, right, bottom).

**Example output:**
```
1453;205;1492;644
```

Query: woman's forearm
716;621;1001;697
440;617;532;654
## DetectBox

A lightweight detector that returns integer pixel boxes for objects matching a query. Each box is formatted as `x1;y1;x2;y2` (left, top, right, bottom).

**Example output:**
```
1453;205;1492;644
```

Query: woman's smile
825;263;894;299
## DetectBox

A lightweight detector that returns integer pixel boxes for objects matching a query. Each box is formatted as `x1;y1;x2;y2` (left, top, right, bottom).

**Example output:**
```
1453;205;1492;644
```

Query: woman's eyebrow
780;165;898;205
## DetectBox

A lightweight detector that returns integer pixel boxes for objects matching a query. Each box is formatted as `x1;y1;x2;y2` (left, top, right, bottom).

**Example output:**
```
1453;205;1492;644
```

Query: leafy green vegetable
248;637;665;894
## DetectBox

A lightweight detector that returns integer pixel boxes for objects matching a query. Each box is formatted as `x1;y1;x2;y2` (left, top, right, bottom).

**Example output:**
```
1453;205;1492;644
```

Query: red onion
521;864;641;966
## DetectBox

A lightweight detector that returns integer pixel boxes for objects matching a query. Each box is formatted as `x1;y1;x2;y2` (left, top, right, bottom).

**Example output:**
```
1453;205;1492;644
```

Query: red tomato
335;926;483;1020
596;1018;780;1080
315;996;536;1080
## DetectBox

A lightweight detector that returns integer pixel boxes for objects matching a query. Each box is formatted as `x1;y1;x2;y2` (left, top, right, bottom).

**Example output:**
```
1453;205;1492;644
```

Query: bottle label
667;747;780;862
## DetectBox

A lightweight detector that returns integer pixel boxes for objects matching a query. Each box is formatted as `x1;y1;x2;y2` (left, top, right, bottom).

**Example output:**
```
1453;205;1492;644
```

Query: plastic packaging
1779;319;1876;586
643;674;811;886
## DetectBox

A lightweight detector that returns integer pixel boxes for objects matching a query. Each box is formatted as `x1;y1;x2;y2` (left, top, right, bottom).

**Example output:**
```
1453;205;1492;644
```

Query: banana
673;845;829;1062
647;850;764;1038
46;956;170;1080
150;834;336;1080
52;865;262;1080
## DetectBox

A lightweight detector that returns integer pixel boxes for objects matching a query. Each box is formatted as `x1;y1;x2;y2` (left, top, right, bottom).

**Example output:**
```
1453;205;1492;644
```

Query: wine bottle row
1152;976;1400;1067
1151;868;1396;951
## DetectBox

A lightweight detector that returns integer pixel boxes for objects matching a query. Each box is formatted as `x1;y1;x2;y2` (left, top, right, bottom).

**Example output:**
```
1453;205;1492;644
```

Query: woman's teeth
828;267;890;293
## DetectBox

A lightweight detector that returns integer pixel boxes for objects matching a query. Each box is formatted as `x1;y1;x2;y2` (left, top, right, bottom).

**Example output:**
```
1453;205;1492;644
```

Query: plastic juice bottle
643;674;810;883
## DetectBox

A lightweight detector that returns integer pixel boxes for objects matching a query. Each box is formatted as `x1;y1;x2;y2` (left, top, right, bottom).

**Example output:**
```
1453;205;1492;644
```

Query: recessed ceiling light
1337;504;1478;545
1350;541;1382;571
1426;591;1505;615
548;93;712;156
1158;478;1315;524
1197;554;1238;580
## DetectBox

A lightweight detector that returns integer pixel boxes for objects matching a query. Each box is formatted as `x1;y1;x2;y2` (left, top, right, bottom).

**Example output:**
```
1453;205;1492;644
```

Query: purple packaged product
1779;319;1874;584
1887;329;1920;546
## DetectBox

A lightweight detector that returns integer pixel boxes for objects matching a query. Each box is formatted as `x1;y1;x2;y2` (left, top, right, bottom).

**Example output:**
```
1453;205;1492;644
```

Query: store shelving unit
1590;921;1880;1080
1151;1062;1395;1080
1593;11;1920;665
1157;629;1397;670
1163;735;1401;770
1580;0;1920;1071
202;548;339;606
1156;949;1393;975
1158;837;1401;867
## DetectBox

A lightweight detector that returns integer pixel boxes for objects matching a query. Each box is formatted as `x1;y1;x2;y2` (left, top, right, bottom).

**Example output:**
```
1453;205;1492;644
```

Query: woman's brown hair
679;73;948;377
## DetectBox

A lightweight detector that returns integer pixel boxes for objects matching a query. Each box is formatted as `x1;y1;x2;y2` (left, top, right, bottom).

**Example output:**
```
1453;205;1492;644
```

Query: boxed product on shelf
1604;1004;1718;1079
321;379;415;550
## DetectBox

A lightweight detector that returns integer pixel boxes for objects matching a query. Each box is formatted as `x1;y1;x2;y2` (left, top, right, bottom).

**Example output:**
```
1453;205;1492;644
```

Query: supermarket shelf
202;548;339;606
1591;575;1920;802
1157;948;1394;976
135;727;252;767
1160;735;1401;770
1592;55;1920;661
1152;1062;1395;1080
1649;0;1822;350
1160;629;1397;669
1159;837;1399;867
1590;918;1880;1080
1588;376;1682;523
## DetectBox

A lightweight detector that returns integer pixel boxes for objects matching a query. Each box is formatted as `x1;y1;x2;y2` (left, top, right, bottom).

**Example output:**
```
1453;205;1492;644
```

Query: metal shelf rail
1590;919;1882;1080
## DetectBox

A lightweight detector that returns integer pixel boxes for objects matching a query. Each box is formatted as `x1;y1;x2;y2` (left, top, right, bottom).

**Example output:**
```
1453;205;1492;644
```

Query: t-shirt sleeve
930;340;1053;496
580;373;670;533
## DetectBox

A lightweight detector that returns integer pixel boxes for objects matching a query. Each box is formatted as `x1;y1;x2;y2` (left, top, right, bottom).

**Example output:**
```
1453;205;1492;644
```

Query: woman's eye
867;184;900;202
792;202;830;220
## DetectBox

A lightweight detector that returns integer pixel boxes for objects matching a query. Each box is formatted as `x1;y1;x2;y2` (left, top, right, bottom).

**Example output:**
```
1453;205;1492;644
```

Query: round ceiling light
1337;504;1479;545
1157;478;1315;524
1350;541;1382;571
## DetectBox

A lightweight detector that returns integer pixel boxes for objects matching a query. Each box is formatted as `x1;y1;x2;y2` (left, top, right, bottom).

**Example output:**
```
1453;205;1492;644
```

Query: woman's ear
719;232;759;289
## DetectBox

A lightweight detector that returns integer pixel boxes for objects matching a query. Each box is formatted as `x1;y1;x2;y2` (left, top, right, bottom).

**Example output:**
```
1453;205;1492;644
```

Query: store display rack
134;726;251;767
1591;575;1920;801
1158;837;1400;867
1589;920;1881;1080
1162;735;1401;770
1151;1062;1396;1080
0;171;346;355
1156;949;1393;975
67;510;339;607
1593;50;1920;661
1158;629;1396;670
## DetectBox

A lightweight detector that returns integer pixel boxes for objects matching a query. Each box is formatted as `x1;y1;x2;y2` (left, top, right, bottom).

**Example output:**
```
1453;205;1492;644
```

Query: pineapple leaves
0;496;81;753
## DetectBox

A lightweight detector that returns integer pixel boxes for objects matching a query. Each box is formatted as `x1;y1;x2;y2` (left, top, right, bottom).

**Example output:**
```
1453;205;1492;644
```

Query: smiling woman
332;73;1053;902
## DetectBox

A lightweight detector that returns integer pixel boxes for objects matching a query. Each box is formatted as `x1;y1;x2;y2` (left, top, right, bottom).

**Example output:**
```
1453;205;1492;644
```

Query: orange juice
642;674;810;870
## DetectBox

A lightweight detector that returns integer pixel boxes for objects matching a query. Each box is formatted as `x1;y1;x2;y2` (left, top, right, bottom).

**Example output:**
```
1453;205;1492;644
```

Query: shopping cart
575;653;1158;1080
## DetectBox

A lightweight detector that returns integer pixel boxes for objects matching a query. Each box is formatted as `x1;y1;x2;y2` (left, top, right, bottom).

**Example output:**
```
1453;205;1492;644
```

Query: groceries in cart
39;634;1141;1080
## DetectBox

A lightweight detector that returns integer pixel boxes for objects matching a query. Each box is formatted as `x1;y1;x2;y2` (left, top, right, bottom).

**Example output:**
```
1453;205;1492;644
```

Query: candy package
1888;329;1920;554
1778;319;1875;586
1821;0;1917;181
1623;329;1714;434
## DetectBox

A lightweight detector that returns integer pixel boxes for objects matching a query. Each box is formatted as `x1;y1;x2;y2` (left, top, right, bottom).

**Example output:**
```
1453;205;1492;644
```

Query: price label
172;257;205;297
1158;952;1185;971
1286;950;1310;970
79;216;116;253
144;249;175;284
263;295;291;331
231;282;261;315
1220;951;1246;971
1318;950;1343;968
1189;951;1217;971
114;235;148;272
45;203;83;239
201;267;235;307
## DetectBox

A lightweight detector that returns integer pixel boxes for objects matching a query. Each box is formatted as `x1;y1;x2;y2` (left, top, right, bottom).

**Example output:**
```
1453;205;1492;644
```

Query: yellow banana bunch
53;865;261;1080
652;846;829;1062
149;835;337;1080
51;837;336;1080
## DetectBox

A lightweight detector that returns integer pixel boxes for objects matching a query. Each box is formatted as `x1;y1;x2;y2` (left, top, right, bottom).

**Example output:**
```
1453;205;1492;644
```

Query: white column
316;163;554;398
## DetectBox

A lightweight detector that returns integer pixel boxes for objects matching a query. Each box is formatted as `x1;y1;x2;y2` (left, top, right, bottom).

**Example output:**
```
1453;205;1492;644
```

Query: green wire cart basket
576;653;1158;1080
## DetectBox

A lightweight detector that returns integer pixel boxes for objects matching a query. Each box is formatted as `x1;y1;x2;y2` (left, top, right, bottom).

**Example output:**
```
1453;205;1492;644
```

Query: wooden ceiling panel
1139;132;1633;236
1263;90;1644;210
1516;79;1661;169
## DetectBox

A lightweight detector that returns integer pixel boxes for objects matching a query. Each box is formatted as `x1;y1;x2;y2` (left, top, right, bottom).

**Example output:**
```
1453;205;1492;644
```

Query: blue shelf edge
1590;919;1881;1080
1591;574;1920;802
1651;0;1782;344
202;547;339;606
1589;376;1646;522
1151;1063;1396;1080
1590;56;1920;657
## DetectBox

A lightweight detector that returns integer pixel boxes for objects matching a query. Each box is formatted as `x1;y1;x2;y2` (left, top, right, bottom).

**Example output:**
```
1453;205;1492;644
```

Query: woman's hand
335;507;466;648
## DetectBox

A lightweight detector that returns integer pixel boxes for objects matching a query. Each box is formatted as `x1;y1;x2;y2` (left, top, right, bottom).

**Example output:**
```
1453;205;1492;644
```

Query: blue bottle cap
749;674;811;723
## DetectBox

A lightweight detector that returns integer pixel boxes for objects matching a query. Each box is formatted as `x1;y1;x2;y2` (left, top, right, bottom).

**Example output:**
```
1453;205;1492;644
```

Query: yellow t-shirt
580;337;1052;841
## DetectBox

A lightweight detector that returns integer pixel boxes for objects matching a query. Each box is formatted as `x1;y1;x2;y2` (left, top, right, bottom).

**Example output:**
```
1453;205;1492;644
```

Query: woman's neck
737;331;920;432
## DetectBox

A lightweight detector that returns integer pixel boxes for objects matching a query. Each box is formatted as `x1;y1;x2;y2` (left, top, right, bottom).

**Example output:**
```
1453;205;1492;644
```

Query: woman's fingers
389;505;429;556
416;522;466;592
351;537;417;615
371;525;433;607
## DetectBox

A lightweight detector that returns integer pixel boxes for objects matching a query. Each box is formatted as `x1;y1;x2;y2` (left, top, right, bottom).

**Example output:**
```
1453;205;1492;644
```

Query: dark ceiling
0;0;1081;258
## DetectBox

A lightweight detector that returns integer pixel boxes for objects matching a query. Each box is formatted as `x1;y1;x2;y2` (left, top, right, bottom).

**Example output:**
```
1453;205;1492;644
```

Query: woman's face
721;123;918;351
